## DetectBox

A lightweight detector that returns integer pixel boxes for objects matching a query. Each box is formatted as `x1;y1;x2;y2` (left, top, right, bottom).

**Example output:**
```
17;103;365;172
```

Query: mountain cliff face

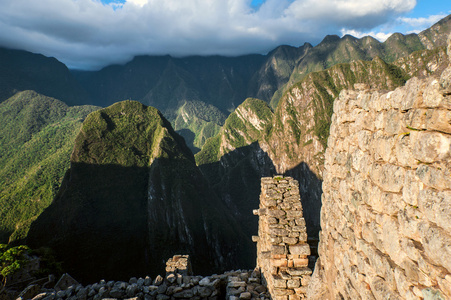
26;101;252;283
0;48;91;105
0;91;98;243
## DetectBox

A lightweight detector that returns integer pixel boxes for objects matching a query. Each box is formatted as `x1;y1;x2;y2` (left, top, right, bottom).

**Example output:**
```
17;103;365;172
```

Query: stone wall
308;60;451;298
254;176;312;300
13;256;271;300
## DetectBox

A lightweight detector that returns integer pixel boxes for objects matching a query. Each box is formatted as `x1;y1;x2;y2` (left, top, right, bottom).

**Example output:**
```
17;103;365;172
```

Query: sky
0;0;449;70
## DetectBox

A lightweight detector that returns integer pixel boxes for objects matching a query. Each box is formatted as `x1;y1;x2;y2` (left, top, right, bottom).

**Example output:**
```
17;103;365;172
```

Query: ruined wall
308;60;451;298
14;256;271;300
254;176;312;300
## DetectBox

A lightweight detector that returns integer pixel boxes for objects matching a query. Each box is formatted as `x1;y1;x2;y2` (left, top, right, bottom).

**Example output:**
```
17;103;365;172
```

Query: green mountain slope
26;100;253;282
0;91;99;243
270;15;451;108
172;100;226;153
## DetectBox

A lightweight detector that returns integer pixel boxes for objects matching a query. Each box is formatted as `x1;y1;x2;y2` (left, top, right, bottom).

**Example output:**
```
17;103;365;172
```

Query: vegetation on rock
0;244;30;292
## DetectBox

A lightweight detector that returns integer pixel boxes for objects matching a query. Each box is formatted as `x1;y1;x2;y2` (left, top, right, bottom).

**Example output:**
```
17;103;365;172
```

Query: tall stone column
254;176;312;300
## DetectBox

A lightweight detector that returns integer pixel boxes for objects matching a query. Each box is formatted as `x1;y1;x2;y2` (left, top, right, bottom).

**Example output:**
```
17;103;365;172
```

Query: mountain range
0;14;450;282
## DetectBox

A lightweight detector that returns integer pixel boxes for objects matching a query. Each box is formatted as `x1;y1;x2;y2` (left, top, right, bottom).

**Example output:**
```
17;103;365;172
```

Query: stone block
269;209;286;218
268;217;278;224
419;222;451;273
426;109;451;134
418;189;451;232
356;111;376;131
394;134;416;168
287;279;300;289
292;258;309;268
416;165;451;191
403;109;428;131
286;268;312;276
273;277;287;288
370;131;395;162
228;281;246;288
271;258;288;268
284;195;301;203
381;215;404;265
410;131;451;163
264;199;278;207
286;210;303;219
270;228;289;236
289;244;310;256
273;288;295;296
298;232;308;242
294;218;306;226
402;170;420;206
369;163;406;193
283;237;298;245
272;245;288;254
239;292;252;299
369;277;402;300
270;236;283;244
384;109;403;135
397;207;422;241
422;78;448;108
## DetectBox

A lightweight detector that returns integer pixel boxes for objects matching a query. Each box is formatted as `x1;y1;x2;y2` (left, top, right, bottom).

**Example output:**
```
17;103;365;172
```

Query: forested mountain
26;101;252;282
0;91;98;243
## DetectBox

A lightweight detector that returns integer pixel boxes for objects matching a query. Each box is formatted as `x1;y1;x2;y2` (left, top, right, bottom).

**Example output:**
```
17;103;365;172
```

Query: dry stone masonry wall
308;58;451;298
254;176;312;300
12;256;271;300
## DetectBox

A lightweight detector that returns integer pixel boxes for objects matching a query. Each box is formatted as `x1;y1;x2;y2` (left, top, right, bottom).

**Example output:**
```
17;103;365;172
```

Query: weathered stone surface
309;53;451;300
411;131;451;163
416;165;451;190
369;163;406;193
419;189;451;232
289;244;310;256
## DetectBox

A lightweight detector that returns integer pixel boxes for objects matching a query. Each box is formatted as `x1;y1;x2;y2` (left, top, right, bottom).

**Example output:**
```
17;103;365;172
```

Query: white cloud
0;0;430;69
399;14;446;28
126;0;148;7
340;12;447;43
340;29;393;42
